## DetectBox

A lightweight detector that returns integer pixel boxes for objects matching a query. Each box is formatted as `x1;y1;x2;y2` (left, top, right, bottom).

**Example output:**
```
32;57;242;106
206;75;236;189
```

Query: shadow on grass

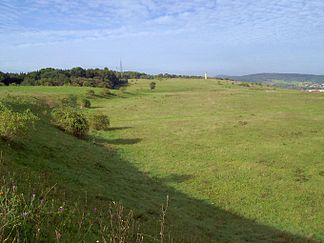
91;137;142;145
120;91;138;97
0;124;316;242
108;126;133;131
105;138;142;145
92;93;117;99
161;174;194;184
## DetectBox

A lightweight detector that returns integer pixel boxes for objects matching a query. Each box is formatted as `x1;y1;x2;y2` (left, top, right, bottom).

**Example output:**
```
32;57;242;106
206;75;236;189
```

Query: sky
0;0;324;75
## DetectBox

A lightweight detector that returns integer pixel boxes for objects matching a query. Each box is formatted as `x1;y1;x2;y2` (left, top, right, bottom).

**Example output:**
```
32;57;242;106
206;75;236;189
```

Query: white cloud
1;0;324;46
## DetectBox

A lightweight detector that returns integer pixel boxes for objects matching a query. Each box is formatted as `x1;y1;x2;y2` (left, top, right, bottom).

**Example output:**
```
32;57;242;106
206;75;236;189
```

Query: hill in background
221;73;324;88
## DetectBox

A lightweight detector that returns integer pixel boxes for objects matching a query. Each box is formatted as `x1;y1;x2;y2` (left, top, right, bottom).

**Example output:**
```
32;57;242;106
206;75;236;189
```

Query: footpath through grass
0;79;323;242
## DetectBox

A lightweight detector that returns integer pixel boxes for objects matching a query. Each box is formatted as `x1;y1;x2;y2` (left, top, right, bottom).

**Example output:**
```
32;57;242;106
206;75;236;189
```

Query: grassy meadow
0;79;323;242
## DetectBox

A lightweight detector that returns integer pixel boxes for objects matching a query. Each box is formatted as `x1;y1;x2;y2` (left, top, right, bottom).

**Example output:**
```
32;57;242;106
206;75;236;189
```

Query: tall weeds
160;195;169;243
0;178;171;242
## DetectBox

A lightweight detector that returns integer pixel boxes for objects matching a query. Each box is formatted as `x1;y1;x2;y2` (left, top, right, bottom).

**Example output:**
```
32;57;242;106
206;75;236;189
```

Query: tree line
0;67;205;88
0;67;125;88
120;71;204;80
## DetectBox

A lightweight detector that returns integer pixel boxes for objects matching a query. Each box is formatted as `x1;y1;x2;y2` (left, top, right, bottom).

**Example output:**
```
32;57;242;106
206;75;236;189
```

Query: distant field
0;79;323;242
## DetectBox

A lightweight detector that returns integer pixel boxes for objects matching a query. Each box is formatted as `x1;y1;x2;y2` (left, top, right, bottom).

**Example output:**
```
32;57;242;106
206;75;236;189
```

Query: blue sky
1;0;324;75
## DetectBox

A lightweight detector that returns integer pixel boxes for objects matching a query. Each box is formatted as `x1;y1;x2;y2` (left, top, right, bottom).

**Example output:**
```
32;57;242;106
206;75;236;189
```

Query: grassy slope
0;80;323;242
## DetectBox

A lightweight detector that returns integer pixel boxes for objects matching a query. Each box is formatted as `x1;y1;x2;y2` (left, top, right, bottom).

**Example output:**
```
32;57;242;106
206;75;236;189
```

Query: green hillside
0;79;323;242
227;73;324;85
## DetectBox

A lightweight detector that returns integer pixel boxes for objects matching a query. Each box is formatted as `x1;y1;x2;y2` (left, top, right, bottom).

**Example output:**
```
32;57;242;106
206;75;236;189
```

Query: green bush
119;86;127;92
59;95;78;107
90;113;110;131
100;88;111;97
52;107;89;138
86;89;95;97
149;82;156;91
0;102;38;140
239;82;251;87
79;98;91;109
83;80;94;87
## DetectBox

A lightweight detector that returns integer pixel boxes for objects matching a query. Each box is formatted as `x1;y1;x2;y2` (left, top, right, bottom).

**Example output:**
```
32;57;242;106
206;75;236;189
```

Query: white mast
120;59;123;78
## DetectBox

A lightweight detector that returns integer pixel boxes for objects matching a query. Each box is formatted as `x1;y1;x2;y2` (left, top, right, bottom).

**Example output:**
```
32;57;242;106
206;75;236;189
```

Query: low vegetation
0;179;164;242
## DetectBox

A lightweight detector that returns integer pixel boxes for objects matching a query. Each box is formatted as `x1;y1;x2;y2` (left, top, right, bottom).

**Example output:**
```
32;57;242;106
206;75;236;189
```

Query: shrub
0;102;38;140
90;113;110;131
83;80;93;87
100;88;111;97
52;107;89;138
59;95;78;107
119;86;126;92
239;82;250;87
86;89;95;97
149;82;156;91
79;98;91;109
238;120;248;126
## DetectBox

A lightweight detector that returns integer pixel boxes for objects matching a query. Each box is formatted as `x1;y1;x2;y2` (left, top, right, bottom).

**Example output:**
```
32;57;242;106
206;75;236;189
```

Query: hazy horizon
2;67;324;78
1;0;324;75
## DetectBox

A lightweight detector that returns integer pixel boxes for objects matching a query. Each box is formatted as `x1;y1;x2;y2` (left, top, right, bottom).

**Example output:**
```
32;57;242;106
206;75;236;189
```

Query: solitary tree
149;82;156;91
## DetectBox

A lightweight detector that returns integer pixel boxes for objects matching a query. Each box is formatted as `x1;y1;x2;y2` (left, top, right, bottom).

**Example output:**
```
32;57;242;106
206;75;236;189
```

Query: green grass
0;79;323;242
0;85;103;95
270;79;305;87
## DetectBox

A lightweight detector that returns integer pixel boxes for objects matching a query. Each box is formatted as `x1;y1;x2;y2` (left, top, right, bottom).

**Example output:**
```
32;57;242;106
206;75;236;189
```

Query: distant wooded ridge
220;73;324;84
0;67;203;88
4;68;322;88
